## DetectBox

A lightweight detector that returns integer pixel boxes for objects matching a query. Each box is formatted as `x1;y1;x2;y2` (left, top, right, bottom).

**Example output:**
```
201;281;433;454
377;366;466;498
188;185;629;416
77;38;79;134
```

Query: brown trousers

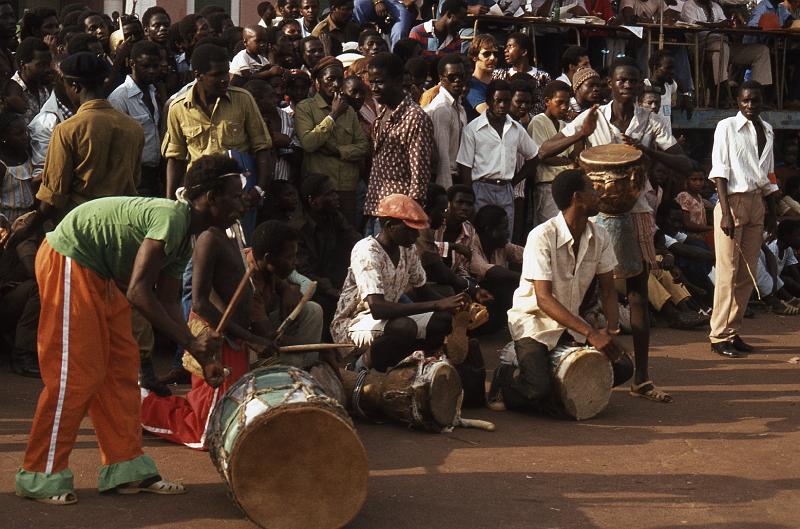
710;192;764;343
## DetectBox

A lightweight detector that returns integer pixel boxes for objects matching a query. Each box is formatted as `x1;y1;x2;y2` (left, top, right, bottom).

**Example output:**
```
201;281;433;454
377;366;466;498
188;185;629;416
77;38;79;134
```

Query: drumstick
274;281;317;342
278;343;356;352
455;417;496;431
216;265;255;334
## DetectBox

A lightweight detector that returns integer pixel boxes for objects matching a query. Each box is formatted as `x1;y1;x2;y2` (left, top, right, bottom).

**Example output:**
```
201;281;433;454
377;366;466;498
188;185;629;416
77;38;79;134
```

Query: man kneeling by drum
489;169;634;417
331;194;469;372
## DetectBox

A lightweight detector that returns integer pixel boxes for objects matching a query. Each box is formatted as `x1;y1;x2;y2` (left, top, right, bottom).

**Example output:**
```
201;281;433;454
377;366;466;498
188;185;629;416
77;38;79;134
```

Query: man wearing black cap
9;51;144;245
294;57;369;226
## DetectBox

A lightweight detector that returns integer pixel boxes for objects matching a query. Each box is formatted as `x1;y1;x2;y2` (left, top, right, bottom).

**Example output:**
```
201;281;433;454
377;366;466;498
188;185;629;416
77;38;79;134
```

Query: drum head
229;404;369;529
558;350;613;421
579;144;642;166
427;363;462;428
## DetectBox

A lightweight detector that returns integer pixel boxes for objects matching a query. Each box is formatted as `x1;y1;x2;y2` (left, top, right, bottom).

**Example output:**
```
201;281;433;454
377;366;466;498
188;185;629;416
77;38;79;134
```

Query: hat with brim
376;193;429;230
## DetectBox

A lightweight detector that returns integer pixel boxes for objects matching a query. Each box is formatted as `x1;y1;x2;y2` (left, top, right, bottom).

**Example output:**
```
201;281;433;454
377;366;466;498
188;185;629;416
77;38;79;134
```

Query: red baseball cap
375;194;430;230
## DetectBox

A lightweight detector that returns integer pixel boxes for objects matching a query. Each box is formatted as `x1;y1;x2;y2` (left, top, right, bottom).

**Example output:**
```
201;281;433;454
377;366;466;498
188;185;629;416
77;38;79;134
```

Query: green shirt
294;94;370;192
47;197;193;281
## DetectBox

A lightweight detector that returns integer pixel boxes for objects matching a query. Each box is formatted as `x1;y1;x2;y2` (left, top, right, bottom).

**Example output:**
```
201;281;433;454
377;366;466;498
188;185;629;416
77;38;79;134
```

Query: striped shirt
409;20;462;60
0;159;35;222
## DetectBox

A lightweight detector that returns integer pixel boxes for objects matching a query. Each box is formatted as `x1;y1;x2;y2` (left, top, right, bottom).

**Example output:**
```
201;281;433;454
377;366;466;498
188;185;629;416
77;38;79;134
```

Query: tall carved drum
207;366;368;529
578;144;645;215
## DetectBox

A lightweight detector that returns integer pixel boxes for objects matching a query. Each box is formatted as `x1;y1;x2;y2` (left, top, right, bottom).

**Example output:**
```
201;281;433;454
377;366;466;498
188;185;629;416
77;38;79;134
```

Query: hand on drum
587;328;623;361
578;104;600;138
434;292;470;313
202;360;227;388
473;288;494;305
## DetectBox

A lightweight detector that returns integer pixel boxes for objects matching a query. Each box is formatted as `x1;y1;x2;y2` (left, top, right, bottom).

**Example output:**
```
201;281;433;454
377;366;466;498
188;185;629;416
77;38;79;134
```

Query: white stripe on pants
45;257;71;474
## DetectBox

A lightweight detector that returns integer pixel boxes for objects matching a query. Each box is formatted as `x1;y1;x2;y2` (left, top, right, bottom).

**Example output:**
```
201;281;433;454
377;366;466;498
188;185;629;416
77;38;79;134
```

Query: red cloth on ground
140;317;249;450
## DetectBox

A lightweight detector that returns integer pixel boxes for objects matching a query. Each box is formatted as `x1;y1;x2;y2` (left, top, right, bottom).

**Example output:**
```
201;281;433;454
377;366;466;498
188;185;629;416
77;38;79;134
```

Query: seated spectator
354;0;415;50
680;0;773;96
756;219;800;313
470;205;523;332
263;179;300;225
331;194;468;371
296;173;362;336
675;167;715;246
408;0;466;61
434;184;478;280
465;34;499;120
312;0;360;53
0;113;36;223
0;212;42;377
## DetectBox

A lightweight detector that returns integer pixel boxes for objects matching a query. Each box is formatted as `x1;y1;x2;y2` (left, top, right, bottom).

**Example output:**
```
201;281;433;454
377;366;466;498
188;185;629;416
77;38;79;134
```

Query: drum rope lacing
351;368;371;420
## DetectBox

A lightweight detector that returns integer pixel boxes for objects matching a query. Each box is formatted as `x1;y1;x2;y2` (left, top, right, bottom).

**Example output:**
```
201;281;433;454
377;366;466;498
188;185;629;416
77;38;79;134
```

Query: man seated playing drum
331;194;469;372
490;169;633;411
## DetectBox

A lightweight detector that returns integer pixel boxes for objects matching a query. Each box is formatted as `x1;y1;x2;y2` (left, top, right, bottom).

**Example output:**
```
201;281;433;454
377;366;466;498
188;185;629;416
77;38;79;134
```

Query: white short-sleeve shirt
456;113;539;182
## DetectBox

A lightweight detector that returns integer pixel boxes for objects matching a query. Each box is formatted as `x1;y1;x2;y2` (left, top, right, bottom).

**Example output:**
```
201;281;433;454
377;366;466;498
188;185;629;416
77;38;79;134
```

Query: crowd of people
1;0;799;508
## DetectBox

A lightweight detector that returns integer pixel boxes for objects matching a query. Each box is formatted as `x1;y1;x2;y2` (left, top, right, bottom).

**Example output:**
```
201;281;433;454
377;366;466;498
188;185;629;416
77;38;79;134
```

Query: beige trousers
710;192;764;343
648;269;691;311
705;37;773;86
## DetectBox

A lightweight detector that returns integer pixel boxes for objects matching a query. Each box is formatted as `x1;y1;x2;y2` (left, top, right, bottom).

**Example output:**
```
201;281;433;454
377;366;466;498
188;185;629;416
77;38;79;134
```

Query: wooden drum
549;345;613;421
207;366;368;529
341;354;463;432
578;144;645;215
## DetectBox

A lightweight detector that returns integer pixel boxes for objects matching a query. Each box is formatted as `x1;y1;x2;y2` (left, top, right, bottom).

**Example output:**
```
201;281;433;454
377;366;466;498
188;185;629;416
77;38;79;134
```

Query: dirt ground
1;314;799;529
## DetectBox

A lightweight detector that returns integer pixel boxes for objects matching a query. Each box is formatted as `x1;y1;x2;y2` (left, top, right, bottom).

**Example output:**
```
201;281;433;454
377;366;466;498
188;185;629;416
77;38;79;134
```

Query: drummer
539;57;691;403
490;169;632;411
331;194;469;372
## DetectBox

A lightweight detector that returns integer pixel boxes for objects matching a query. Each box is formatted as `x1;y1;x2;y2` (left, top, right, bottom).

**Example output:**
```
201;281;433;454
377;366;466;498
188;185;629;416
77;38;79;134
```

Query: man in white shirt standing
555;45;589;87
490;168;632;411
425;54;467;188
108;40;162;196
456;79;538;231
708;80;778;358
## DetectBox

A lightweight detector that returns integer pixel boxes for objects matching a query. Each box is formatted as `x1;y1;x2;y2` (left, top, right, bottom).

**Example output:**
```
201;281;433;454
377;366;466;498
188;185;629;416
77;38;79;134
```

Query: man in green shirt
294;56;369;226
16;154;244;505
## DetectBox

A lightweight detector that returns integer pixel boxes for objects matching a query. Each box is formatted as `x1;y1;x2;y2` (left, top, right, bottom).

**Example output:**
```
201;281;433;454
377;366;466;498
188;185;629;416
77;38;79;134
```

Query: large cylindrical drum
341;354;463;432
549;345;613;420
578;144;645;215
207;366;368;529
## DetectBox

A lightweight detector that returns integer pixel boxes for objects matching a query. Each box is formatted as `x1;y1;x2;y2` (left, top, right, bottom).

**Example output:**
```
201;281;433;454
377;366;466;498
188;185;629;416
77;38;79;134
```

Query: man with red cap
331;194;468;371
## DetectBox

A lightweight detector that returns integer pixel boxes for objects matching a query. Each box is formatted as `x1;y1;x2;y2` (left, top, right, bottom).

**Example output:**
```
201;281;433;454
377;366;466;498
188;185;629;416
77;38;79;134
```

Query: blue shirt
465;76;488;122
745;0;792;43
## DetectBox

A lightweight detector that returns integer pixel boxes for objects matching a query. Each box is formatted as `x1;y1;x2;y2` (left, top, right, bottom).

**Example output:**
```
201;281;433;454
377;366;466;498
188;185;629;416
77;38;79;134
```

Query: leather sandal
116;475;186;495
630;380;673;403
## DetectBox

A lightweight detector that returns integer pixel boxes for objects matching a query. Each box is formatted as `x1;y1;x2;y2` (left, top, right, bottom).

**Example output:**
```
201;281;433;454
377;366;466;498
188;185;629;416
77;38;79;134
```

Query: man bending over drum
16;155;241;505
331;194;469;372
539;58;692;403
490;169;633;411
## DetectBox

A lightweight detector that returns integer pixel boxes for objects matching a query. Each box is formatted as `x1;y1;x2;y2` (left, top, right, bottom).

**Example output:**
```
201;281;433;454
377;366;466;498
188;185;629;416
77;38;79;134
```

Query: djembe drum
207;366;368;529
548;345;614;420
579;144;646;278
340;353;463;432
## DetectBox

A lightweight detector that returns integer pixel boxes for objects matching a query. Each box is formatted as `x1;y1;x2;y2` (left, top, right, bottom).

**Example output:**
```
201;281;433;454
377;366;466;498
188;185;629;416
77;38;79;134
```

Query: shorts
348;312;434;347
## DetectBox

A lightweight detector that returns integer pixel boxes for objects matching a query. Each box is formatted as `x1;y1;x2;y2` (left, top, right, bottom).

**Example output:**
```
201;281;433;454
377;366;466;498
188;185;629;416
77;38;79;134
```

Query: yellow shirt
162;85;271;164
36;99;143;212
294;93;369;192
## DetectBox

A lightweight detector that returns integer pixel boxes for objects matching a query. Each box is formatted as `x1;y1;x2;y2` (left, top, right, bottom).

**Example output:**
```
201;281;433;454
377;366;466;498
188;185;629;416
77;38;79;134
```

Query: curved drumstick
274;281;317;343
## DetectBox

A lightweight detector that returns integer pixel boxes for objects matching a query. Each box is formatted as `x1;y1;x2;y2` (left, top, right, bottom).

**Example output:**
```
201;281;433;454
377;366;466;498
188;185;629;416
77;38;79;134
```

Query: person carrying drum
490;169;633;412
15;155;244;505
539;57;692;403
331;193;469;372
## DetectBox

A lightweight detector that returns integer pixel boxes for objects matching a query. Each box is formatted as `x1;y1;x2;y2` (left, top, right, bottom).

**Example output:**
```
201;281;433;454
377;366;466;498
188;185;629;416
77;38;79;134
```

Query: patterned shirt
0;159;35;222
493;66;551;115
364;96;434;216
330;236;427;343
470;237;524;281
433;220;477;279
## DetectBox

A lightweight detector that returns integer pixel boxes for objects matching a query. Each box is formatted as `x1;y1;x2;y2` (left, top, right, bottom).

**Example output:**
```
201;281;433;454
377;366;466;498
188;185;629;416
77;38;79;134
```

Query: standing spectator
465;34;499;120
12;38;54;125
28;66;78;181
363;53;435;235
457;79;539;231
408;0;467;61
109;41;163;197
494;32;551;115
162;44;272;197
19;8;59;43
276;0;302;27
425;54;467;188
300;35;326;71
297;0;321;37
142;7;180;97
570;66;603;114
176;14;212;75
79;11;111;54
708;81;778;358
0;113;36;223
644;51;679;133
295;57;370;224
258;1;278;28
245;80;300;182
555;45;589;87
9;52;143;245
206;12;234;39
528;80;574;226
230;25;283;85
312;0;361;52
